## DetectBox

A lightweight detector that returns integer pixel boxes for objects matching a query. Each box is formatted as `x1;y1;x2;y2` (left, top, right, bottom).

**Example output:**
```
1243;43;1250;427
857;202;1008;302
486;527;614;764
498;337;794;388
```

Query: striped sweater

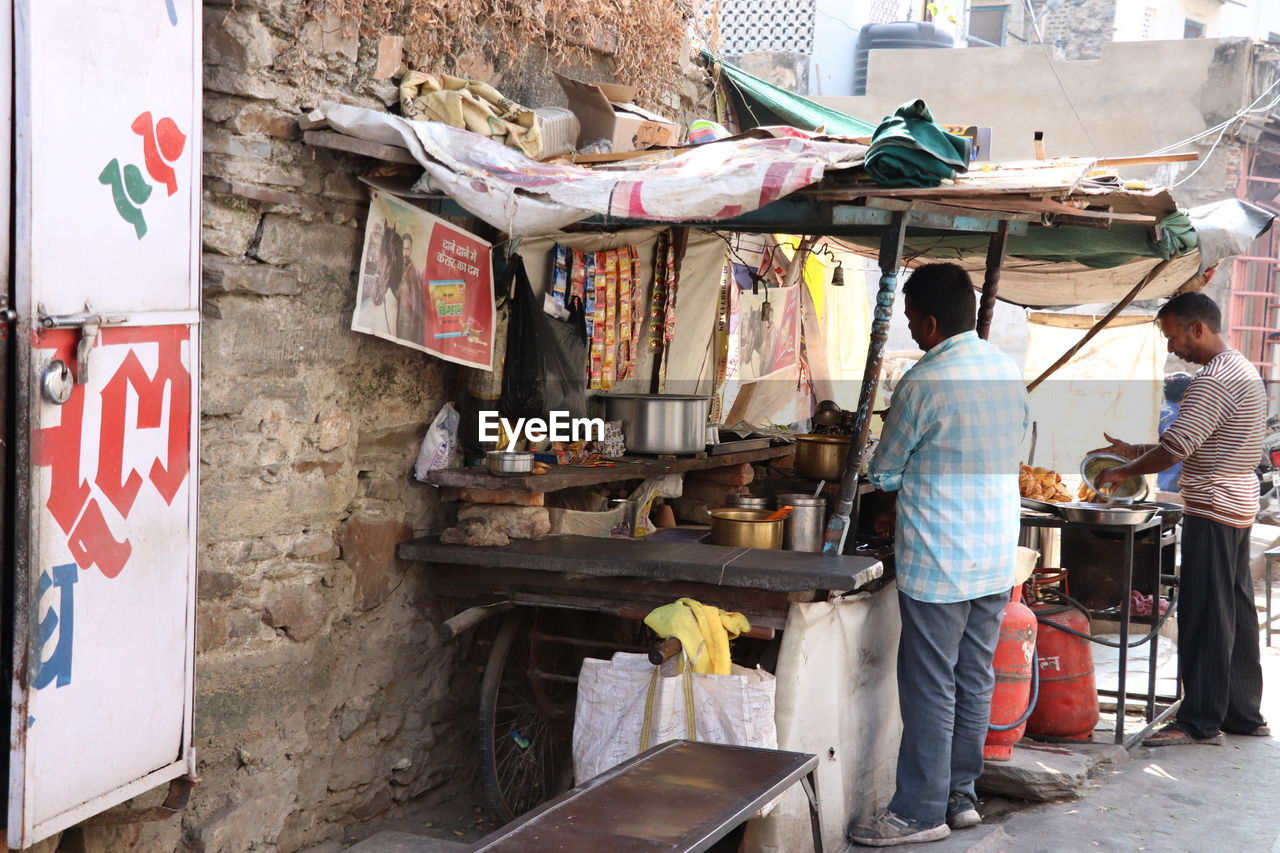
1158;350;1265;528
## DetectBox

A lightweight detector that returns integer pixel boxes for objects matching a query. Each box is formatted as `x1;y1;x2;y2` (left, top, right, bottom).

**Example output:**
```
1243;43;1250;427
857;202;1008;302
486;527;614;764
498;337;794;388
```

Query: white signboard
11;0;201;845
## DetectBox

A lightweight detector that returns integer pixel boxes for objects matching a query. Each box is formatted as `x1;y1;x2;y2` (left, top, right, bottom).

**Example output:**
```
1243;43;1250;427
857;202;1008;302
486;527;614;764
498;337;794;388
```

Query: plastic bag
572;651;777;785
414;402;460;479
500;255;588;422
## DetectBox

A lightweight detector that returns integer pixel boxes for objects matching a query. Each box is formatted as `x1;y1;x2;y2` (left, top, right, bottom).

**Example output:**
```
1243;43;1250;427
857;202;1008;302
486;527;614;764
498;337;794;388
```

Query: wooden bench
471;740;824;852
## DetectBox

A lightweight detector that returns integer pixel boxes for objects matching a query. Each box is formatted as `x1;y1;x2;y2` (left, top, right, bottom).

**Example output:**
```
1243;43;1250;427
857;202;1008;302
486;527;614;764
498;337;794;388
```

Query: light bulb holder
831;262;845;287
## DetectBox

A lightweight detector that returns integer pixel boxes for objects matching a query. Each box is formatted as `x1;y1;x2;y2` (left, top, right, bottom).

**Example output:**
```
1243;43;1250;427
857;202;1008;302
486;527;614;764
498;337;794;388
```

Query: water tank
853;22;955;96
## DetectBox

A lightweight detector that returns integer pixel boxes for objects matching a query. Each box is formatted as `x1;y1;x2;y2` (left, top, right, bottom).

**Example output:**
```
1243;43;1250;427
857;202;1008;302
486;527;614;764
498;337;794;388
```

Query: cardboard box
555;74;682;153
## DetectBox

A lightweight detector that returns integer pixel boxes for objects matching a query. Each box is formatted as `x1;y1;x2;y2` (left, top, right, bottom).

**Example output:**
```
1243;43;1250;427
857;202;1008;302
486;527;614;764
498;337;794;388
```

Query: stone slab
976;741;1115;801
399;534;884;594
345;831;472;853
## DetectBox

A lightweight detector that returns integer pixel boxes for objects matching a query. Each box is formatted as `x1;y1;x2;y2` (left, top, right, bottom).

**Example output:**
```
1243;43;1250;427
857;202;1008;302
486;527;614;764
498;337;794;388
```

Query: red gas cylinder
1026;602;1099;741
983;586;1038;761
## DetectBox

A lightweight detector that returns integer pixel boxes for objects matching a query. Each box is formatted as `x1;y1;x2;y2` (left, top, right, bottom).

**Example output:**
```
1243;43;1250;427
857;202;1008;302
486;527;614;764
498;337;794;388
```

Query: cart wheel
478;608;577;822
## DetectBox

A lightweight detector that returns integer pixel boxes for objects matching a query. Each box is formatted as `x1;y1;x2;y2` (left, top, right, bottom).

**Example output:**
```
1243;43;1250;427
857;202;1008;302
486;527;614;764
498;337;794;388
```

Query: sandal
1222;725;1271;737
1142;724;1224;747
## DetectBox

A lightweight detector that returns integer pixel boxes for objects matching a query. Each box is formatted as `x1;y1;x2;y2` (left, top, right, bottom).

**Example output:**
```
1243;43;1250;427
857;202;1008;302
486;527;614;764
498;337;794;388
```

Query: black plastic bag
500;256;589;422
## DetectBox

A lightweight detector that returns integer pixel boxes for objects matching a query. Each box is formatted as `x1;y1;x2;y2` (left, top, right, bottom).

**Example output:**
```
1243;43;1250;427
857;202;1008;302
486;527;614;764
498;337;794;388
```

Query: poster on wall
353;189;495;370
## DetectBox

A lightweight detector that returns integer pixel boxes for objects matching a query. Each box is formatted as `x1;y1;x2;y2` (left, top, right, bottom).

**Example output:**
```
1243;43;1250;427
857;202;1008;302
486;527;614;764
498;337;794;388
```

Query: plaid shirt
868;331;1030;603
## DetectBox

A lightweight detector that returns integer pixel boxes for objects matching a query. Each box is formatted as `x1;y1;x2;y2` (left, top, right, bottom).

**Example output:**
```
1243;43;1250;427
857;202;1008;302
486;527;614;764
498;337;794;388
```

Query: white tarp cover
1023;314;1164;485
320;103;867;237
743;587;903;853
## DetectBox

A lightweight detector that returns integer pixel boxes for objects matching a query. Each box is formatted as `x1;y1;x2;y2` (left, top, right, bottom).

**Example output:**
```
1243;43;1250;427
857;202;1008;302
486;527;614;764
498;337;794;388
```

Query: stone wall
1028;0;1120;60
46;2;713;851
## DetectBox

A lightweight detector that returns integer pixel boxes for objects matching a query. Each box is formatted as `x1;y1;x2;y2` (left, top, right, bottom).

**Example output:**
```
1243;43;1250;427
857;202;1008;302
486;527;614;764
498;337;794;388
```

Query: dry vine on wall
300;0;692;105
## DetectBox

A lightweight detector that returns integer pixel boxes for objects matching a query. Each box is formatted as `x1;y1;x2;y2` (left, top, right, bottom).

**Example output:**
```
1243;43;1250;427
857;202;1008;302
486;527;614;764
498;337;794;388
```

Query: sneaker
846;810;951;847
946;792;981;829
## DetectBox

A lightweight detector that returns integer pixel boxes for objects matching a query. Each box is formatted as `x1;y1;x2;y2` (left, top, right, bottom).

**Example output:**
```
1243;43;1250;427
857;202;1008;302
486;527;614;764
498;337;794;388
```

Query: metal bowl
726;495;773;509
794;434;852;480
486;450;534;475
1056;502;1158;526
1080;453;1148;503
708;508;785;549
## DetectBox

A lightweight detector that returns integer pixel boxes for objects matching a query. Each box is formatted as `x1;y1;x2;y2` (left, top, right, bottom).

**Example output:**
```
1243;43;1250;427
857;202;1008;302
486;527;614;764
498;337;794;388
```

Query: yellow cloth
644;598;751;675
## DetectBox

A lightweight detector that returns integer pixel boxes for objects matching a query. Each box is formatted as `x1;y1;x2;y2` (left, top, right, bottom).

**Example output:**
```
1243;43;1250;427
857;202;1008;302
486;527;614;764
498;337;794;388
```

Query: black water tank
853;22;955;96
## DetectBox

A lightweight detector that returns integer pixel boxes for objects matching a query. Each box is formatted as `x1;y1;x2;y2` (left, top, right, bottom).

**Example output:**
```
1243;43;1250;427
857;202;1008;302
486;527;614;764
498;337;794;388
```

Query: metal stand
1263;546;1280;647
1020;514;1180;747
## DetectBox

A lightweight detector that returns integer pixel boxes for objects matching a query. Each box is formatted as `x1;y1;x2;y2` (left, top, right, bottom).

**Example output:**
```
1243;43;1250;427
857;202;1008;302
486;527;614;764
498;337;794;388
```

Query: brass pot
708;509;785;549
794;434;852;481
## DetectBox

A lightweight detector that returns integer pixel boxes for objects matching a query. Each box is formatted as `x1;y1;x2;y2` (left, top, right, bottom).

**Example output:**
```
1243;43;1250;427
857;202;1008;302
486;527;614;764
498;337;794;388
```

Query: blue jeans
889;589;1006;825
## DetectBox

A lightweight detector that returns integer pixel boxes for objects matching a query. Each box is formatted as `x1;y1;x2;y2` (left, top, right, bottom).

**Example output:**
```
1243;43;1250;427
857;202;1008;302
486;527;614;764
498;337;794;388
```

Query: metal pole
1116;525;1135;744
823;212;907;554
977;221;1008;340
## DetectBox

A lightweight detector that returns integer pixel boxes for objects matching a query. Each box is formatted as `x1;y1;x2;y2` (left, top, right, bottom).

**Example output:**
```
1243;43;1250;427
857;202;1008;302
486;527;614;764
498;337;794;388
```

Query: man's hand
1094;465;1132;495
1089;432;1142;461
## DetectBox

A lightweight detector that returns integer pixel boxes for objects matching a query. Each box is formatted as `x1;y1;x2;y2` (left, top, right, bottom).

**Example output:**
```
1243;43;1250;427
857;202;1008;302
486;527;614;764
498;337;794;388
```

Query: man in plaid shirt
848;263;1029;847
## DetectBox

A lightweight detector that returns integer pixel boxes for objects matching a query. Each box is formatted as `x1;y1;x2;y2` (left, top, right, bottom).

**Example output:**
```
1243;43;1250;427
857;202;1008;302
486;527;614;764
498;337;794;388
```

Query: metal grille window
719;0;817;55
869;0;913;24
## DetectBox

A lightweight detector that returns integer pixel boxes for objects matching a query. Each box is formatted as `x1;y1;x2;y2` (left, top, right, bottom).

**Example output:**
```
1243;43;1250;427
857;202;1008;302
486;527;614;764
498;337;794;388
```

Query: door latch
37;303;129;386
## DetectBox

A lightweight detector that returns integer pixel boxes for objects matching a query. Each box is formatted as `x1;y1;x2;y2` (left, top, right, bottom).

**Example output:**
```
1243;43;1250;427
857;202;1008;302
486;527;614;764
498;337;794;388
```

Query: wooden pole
1025;259;1173;394
823;212;907;554
977;221;1009;339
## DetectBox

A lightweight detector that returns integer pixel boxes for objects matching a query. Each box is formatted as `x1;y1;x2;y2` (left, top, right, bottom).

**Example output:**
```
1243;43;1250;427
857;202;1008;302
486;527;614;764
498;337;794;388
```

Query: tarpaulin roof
313;104;1274;308
320;102;867;237
707;51;878;138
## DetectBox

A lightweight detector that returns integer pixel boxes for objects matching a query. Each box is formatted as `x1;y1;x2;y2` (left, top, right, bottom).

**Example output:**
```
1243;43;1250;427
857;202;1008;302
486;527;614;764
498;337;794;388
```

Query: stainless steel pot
726;495;772;509
776;493;827;552
603;394;710;455
486;450;534;475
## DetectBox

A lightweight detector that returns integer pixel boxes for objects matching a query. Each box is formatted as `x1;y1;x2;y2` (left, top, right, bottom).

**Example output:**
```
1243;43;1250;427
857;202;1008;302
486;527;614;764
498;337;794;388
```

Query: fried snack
1077;482;1098;502
1019;465;1073;503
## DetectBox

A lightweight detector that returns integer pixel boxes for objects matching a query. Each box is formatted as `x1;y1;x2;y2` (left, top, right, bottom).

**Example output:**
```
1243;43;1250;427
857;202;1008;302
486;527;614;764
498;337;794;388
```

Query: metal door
10;0;201;845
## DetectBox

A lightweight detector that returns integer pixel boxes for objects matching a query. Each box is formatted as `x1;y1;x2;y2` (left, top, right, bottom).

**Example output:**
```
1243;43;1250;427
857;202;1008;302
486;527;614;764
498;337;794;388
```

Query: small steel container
726;495;772;509
776;493;828;552
708;508;785;549
486;450;534;475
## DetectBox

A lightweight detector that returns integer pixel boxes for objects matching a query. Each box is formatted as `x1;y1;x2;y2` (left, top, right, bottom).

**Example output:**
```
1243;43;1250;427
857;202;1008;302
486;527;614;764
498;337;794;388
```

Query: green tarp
840;210;1198;269
706;51;878;138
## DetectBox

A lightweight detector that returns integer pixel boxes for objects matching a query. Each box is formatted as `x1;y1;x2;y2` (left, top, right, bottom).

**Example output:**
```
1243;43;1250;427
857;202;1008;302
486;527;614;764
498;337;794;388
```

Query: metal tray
1057;502;1158;526
708;437;772;455
1021;497;1062;515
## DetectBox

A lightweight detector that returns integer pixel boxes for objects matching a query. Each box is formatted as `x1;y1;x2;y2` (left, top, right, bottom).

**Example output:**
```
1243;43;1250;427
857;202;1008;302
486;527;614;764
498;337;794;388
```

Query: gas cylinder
1026;602;1099;740
983;586;1038;761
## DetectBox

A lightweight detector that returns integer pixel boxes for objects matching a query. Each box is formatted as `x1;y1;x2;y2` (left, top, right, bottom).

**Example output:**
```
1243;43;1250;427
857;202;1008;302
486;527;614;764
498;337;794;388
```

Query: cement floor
934;522;1280;853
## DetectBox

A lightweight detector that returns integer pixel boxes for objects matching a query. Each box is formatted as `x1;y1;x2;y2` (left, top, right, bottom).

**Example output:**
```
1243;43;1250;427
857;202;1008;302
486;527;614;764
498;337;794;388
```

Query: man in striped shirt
847;264;1029;847
1095;292;1267;746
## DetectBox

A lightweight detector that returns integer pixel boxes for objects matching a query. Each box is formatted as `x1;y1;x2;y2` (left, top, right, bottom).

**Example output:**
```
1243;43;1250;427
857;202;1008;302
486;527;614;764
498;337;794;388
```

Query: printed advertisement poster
354;190;495;370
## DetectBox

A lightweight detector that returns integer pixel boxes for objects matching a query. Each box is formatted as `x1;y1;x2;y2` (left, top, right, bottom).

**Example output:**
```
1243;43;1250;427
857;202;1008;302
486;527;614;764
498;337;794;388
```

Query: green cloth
704;50;877;138
864;99;971;188
1151;209;1198;259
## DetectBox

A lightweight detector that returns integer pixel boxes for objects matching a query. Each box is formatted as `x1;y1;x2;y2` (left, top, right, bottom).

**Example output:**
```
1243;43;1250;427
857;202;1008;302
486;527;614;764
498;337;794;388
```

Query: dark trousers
889;590;1006;826
1176;516;1266;739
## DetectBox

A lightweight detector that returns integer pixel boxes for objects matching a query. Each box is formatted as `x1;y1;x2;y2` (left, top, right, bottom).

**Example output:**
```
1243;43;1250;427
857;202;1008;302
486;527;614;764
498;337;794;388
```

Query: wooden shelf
425;444;794;492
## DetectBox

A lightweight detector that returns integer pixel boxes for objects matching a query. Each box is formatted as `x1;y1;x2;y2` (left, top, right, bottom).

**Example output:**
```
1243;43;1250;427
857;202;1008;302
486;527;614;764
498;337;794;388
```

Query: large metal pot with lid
602;394;710;455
